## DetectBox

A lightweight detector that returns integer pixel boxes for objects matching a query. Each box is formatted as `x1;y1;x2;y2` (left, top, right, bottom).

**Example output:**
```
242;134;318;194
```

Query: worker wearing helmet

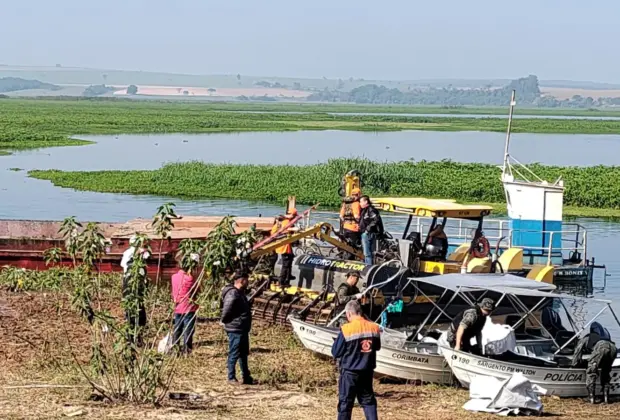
339;187;362;260
271;207;298;287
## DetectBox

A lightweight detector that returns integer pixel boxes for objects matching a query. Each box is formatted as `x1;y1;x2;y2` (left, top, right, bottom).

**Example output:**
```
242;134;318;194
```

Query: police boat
440;283;620;397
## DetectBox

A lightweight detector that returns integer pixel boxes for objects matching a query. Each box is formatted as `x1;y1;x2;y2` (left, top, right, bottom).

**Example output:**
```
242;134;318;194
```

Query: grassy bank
9;96;620;117
184;102;620;117
2;99;620;152
29;158;620;218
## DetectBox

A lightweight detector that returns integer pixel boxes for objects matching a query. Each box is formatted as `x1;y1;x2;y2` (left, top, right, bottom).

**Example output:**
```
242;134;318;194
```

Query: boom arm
250;222;364;260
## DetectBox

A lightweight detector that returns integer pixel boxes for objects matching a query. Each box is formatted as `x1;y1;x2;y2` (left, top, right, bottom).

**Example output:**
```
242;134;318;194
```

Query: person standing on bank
359;196;384;265
340;187;362;259
571;326;617;404
447;298;495;354
332;300;381;420
171;253;200;355
122;247;150;346
221;271;254;385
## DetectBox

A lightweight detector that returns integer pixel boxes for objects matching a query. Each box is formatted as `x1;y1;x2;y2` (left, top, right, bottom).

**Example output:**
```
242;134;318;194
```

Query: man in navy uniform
331;300;381;420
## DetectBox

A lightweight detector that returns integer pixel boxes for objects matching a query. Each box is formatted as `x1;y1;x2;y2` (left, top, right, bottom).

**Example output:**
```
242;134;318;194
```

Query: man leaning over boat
571;323;617;404
447;298;495;355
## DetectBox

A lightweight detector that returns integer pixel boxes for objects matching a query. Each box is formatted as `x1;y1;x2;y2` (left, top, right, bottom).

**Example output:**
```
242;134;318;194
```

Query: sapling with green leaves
151;202;177;286
79;222;110;270
43;247;63;266
65;231;178;404
59;216;82;266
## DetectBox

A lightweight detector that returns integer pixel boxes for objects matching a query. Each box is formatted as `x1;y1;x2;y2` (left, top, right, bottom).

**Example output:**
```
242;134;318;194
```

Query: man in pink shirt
171;257;200;355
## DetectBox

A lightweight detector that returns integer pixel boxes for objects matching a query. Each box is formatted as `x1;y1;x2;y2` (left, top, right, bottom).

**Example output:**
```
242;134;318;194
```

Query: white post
547;232;553;266
502;90;517;176
583;231;588;266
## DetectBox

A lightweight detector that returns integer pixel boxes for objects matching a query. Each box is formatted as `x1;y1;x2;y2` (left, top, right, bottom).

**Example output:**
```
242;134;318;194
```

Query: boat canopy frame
407;275;619;357
383;274;561;347
370;198;492;254
371;197;493;220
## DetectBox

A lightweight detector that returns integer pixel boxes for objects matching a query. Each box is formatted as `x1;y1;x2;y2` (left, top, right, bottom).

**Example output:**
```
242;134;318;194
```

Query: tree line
307;75;620;108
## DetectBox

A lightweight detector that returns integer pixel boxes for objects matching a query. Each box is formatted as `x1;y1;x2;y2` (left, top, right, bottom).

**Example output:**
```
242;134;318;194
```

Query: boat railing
305;210;588;265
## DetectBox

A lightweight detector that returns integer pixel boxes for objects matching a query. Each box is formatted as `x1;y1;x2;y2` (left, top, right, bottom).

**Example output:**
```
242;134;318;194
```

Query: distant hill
0;77;60;93
2;65;620;93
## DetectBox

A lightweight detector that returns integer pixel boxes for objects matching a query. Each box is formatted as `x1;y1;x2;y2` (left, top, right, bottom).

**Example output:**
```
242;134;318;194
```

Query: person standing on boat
359;196;384;265
270;208;298;287
447;298;495;354
221;271;255;385
571;324;617;404
340;188;362;259
332;300;381;420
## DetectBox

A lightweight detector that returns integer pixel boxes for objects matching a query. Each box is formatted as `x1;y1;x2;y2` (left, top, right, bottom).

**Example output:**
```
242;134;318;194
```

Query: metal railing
304;210;589;266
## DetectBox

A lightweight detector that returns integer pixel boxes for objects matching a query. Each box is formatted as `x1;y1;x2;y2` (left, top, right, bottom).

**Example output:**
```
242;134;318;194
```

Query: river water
0;130;617;332
233;110;620;121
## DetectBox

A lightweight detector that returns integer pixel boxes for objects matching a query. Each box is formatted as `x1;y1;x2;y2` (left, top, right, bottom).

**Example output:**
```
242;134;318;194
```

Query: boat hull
440;347;620;397
289;317;452;384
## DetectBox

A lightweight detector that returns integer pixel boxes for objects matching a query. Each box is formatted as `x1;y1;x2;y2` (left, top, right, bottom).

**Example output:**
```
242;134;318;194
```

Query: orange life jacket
271;219;293;254
340;200;361;232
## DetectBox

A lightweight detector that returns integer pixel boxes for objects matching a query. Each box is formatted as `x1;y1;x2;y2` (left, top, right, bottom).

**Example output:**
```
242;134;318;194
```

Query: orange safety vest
340;201;361;232
271;219;293;255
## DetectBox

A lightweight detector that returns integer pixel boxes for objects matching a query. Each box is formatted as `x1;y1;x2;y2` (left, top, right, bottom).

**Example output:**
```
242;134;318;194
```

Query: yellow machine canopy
371;197;492;219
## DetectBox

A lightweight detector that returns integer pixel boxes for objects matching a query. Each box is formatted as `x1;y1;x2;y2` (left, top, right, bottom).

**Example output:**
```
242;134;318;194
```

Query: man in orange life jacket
332;300;381;420
339;187;362;259
271;208;298;287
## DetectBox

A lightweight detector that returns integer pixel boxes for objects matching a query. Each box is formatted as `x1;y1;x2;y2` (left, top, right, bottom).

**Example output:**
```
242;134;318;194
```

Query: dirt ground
2;291;620;419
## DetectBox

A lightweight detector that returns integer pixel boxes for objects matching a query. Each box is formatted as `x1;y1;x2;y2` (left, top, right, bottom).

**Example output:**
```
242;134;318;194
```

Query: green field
198;102;620;117
29;159;620;218
3;98;620;153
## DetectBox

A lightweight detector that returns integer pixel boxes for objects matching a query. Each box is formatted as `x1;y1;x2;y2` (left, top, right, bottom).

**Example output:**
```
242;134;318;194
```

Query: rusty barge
0;216;274;279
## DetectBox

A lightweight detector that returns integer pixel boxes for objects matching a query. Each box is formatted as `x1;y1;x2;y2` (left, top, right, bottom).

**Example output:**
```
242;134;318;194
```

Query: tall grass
29;158;620;211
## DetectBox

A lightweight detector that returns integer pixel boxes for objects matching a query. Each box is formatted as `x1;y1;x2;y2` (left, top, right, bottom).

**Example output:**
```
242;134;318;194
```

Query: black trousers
343;230;361;260
338;370;378;420
125;305;146;346
279;253;294;286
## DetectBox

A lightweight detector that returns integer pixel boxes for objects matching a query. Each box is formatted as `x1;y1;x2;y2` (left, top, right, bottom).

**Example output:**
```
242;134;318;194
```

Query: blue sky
1;0;618;82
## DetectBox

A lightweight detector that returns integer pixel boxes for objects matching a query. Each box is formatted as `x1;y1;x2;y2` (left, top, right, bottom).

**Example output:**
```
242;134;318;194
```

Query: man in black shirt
221;271;254;385
359;196;384;265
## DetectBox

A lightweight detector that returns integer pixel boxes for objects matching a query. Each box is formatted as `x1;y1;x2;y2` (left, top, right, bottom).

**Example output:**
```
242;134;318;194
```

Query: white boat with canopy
437;280;620;397
290;272;560;385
